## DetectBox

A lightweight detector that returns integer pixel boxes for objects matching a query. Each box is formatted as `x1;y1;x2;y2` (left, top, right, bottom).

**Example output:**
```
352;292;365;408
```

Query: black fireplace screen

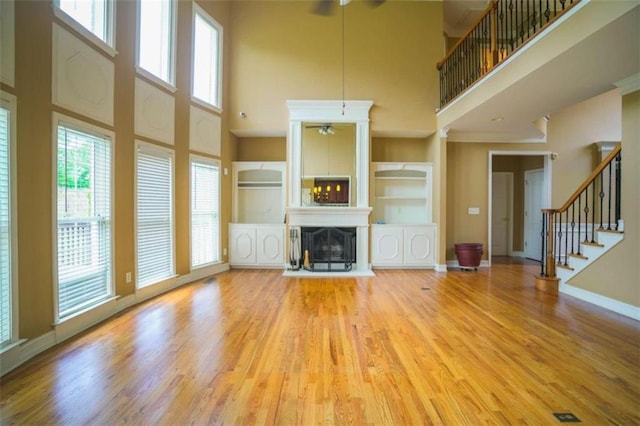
301;227;356;272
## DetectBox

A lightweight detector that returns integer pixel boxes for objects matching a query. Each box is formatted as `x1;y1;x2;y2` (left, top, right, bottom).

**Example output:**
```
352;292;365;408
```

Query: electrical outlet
125;272;132;283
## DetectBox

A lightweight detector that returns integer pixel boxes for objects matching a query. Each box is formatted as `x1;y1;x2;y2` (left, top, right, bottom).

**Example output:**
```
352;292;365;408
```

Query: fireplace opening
301;227;356;272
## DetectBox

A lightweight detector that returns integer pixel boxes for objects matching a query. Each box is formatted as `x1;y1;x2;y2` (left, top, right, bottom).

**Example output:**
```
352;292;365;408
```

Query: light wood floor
1;265;639;424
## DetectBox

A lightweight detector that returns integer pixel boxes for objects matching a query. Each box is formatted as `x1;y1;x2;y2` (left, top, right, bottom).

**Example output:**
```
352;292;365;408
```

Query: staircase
536;143;623;294
555;228;624;289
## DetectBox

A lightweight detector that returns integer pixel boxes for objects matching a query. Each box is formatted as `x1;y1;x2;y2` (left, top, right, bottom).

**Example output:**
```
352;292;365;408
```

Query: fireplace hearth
301;227;356;272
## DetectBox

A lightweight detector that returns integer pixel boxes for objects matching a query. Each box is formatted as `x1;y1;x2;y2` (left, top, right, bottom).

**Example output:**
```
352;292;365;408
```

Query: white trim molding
560;283;640;322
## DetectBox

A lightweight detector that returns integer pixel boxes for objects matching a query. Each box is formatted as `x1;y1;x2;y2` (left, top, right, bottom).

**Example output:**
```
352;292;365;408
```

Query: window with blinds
56;122;112;319
136;143;174;288
0;105;12;345
190;157;219;268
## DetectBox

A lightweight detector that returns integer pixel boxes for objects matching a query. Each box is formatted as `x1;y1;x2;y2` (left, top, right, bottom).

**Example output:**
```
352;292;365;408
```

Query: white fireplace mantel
286;100;374;275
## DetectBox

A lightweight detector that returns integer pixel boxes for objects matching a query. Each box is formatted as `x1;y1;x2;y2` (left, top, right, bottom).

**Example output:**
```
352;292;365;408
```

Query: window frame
52;0;117;57
191;3;223;112
136;0;177;90
0;91;18;349
189;154;221;270
52;112;115;322
134;141;176;288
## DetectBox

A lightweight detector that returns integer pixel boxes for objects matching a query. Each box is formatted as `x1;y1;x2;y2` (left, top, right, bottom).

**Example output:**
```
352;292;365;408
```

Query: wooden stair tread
582;241;605;248
597;228;624;234
556;263;574;271
569;253;588;260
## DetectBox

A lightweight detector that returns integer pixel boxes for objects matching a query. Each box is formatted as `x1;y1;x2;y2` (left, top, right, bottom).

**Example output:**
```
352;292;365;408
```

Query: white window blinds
136;143;174;287
0;106;11;344
56;123;112;319
191;158;219;268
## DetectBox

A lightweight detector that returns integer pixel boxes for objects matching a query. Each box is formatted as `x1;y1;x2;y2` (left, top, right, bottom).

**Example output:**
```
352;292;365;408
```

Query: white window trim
134;140;177;289
51;112;115;323
191;3;223;113
52;0;117;58
0;90;18;348
135;0;177;90
189;154;221;270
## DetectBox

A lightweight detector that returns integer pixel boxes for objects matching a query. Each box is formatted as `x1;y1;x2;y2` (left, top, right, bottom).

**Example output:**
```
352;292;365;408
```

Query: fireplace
301;227;356;272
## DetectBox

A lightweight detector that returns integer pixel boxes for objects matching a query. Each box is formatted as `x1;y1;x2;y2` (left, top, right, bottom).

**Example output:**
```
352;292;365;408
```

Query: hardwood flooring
1;265;639;424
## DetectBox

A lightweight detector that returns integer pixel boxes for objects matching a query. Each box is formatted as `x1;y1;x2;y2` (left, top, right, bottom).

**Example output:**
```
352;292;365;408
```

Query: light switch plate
468;207;480;215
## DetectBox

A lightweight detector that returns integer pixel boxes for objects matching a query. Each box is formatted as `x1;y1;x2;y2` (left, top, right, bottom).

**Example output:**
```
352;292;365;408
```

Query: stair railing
540;144;622;279
437;0;581;109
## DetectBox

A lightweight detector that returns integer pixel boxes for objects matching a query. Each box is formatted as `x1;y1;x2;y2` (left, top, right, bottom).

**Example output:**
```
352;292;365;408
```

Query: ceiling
439;3;640;143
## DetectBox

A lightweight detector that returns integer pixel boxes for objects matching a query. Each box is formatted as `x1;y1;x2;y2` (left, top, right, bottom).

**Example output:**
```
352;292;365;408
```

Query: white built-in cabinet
371;162;436;268
229;162;286;268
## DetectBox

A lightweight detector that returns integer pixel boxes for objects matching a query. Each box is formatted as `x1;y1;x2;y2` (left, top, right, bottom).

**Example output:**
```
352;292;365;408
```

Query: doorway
488;152;552;265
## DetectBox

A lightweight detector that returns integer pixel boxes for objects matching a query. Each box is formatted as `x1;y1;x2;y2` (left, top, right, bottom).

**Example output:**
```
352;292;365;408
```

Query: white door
491;173;512;256
525;169;544;261
403;226;436;266
256;225;285;265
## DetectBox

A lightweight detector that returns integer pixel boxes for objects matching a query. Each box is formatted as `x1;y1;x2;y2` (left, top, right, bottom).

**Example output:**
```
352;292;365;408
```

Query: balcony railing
437;0;581;109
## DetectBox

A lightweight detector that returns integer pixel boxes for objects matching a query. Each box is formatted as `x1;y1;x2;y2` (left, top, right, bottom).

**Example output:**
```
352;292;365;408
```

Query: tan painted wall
446;89;622;262
371;138;428;163
8;0;231;338
567;90;639;306
236;137;287;162
228;1;443;136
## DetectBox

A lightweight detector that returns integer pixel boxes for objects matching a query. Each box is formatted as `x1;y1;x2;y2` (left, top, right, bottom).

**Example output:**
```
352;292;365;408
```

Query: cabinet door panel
257;227;284;265
230;227;256;264
403;227;435;266
371;226;403;265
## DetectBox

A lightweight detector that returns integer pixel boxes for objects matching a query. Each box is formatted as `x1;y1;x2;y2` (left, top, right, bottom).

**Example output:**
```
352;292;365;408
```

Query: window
0;93;16;347
55;0;115;49
136;143;174;287
56;118;113;320
192;5;222;109
190;157;219;268
138;0;175;85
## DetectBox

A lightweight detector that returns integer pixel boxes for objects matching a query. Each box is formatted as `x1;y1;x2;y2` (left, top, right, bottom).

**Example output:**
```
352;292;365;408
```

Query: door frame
488;151;553;266
491;172;514;257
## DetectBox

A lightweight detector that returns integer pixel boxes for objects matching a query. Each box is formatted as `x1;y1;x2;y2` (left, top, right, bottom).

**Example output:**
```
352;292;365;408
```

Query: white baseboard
560;283;640;321
1;333;55;376
0;263;230;377
446;260;490;269
434;264;448;272
509;251;525;258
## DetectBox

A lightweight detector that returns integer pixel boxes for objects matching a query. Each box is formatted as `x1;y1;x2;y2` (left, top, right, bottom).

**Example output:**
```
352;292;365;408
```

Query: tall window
136;143;174;287
56;119;112;320
190;157;219;268
138;0;175;85
55;0;115;47
192;5;222;109
0;93;16;346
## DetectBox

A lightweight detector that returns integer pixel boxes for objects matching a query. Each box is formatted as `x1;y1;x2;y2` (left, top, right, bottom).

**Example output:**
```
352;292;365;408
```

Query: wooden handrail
436;1;496;70
557;144;621;213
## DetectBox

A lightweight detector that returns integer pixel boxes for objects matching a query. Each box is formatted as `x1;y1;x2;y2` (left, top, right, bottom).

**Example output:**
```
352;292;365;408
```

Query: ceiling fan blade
312;0;335;16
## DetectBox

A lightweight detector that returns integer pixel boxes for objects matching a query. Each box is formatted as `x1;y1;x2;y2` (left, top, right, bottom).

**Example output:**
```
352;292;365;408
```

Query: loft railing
539;144;622;279
437;0;581;109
